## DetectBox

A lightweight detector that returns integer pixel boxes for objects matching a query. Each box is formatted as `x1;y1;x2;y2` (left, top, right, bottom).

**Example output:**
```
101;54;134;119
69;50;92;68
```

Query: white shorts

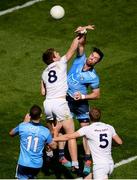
43;98;72;121
93;163;114;179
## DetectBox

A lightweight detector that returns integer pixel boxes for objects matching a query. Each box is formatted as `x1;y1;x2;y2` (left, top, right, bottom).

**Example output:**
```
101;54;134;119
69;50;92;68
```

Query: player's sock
46;150;53;158
59;156;72;168
83;154;92;175
58;150;71;168
72;161;79;168
59;149;65;159
83;160;92;175
84;154;91;161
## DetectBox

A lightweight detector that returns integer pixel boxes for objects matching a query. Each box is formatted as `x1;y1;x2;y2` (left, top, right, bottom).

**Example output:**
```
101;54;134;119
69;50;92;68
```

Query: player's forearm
9;129;16;137
113;135;123;145
74;89;100;100
84;92;100;100
54;134;69;142
41;80;46;96
66;36;80;61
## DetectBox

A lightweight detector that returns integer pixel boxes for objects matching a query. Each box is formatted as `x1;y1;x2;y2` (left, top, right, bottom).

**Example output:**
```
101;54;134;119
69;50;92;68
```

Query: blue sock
59;149;65;159
84;154;91;161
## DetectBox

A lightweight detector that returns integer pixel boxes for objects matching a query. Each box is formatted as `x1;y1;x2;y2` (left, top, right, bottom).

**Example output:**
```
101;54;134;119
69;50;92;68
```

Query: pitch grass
0;0;31;11
0;0;137;178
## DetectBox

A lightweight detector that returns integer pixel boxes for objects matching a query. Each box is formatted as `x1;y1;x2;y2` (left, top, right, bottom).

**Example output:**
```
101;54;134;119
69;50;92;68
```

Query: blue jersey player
9;105;57;179
67;25;104;175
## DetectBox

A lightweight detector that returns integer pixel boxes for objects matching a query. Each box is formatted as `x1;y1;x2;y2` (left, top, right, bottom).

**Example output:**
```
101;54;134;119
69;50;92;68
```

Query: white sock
72;161;79;168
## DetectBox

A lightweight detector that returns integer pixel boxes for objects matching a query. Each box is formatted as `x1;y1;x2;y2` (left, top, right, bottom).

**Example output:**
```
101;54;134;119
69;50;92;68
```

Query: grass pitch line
114;155;137;168
0;0;45;16
75;156;137;179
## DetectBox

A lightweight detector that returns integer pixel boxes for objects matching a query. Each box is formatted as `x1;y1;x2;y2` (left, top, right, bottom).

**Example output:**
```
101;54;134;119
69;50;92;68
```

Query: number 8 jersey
42;56;68;99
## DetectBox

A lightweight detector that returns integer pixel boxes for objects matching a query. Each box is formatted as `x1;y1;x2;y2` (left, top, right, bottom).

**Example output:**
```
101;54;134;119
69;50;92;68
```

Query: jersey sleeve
60;55;67;63
77;126;87;137
12;125;19;135
74;53;86;64
89;75;100;89
41;70;45;81
46;132;53;144
110;125;117;137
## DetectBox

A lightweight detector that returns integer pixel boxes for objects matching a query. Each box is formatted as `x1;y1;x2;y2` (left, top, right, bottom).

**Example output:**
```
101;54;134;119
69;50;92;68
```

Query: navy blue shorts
16;164;40;179
66;94;90;123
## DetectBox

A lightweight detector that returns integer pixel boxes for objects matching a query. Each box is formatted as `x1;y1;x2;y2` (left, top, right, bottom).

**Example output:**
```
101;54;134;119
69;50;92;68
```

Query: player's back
79;122;116;165
18;122;52;168
42;56;68;99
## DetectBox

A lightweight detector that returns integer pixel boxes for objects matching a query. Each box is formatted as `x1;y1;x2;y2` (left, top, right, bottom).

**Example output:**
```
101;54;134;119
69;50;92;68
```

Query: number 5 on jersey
99;133;109;148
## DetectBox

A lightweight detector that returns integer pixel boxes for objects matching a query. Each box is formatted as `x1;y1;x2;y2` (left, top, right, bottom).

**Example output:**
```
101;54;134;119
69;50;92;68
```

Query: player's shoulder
19;121;28;126
18;122;30;131
73;53;86;64
91;68;99;78
60;55;67;62
105;123;115;131
40;125;50;133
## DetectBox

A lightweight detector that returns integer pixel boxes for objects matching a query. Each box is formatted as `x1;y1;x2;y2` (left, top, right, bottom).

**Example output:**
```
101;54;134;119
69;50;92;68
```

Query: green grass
0;0;32;11
111;159;137;179
0;0;137;178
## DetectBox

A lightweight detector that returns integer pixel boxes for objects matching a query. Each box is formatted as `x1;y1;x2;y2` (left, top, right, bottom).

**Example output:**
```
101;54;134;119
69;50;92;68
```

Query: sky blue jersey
67;54;100;97
13;121;52;168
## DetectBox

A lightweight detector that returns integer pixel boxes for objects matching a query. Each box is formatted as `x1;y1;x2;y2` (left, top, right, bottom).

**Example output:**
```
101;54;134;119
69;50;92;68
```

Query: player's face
53;51;61;61
86;52;100;66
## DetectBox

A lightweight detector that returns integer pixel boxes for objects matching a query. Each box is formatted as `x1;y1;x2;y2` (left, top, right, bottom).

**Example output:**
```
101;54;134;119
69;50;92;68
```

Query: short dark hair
42;48;55;65
89;107;101;122
29;105;42;120
93;47;104;61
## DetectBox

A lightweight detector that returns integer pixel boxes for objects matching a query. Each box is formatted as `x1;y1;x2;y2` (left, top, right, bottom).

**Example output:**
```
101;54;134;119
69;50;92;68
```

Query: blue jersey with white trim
67;54;100;97
13;122;52;168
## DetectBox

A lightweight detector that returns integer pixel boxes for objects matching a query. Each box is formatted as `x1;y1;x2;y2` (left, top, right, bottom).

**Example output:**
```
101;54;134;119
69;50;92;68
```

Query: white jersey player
41;35;83;170
42;55;71;121
53;107;123;179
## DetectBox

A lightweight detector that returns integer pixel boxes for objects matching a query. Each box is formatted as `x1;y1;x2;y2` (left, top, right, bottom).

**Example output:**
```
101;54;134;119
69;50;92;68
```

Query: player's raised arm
65;36;80;61
75;25;95;56
23;113;31;122
65;25;95;61
75;25;95;33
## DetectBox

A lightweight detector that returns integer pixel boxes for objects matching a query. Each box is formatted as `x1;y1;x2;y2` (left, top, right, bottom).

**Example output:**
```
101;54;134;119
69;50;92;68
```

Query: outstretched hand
24;113;31;122
52;123;59;137
75;24;95;33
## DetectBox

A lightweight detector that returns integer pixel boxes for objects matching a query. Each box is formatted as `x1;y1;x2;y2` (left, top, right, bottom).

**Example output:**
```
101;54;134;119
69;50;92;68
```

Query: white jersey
78;122;117;165
42;56;68;99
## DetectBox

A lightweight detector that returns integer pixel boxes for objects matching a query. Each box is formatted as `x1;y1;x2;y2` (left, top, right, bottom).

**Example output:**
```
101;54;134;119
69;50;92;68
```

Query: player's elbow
41;92;45;96
41;89;46;96
92;89;100;99
96;94;100;99
94;92;100;99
